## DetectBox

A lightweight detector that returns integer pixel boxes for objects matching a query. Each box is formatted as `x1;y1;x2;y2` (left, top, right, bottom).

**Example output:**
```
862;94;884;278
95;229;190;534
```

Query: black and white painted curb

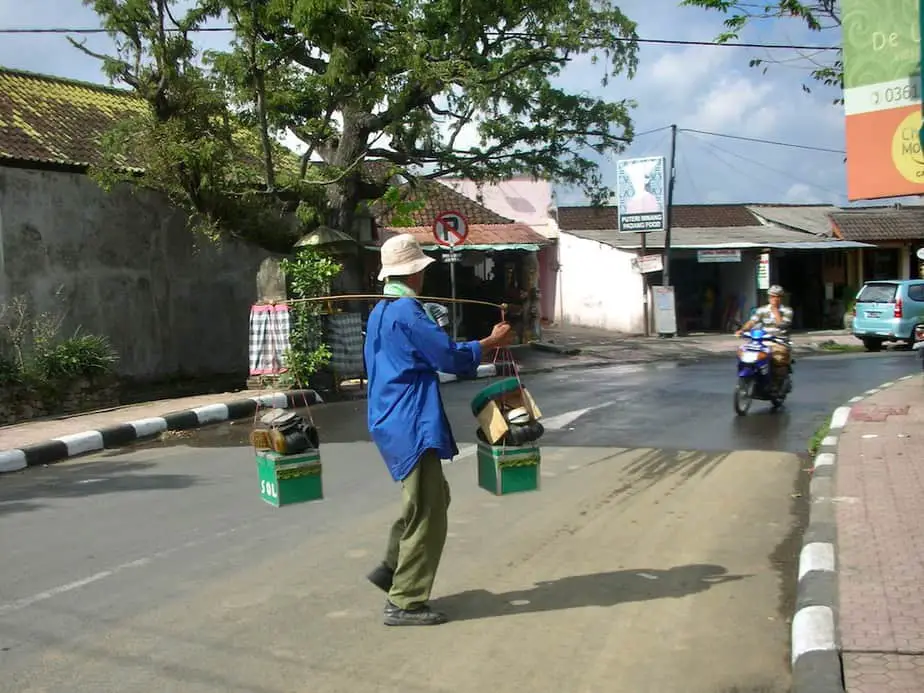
791;372;918;693
0;389;322;475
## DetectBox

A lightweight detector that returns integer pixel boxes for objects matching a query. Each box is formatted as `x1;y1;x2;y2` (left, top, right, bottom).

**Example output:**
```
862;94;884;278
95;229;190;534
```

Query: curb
0;389;322;475
791;372;919;693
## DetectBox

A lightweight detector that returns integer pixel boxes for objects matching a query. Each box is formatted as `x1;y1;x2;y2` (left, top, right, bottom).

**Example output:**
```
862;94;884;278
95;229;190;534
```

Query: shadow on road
0;461;202;516
430;563;749;622
621;449;728;484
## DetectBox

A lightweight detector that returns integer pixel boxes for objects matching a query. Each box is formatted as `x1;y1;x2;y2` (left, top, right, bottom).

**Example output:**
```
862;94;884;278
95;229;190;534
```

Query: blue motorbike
733;328;793;416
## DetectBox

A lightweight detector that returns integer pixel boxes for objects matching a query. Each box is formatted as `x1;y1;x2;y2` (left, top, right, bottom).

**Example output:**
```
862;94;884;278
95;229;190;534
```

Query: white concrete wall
555;231;644;333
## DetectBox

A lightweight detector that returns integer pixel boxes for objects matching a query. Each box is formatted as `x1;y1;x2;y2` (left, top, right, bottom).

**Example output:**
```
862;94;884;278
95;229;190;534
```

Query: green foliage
278;247;343;387
0;295;119;387
680;0;843;101
376;184;427;228
33;331;120;381
77;0;642;251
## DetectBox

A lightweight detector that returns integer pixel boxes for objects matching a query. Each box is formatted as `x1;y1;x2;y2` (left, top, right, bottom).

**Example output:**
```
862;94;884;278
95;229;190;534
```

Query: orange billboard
843;0;924;201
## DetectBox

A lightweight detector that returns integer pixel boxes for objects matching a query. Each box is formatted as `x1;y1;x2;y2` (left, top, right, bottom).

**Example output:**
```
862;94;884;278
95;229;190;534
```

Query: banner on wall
842;0;924;200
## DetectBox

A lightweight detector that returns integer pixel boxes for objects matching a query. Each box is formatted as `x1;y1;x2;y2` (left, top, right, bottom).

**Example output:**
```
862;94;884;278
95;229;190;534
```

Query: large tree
75;0;641;251
680;1;842;99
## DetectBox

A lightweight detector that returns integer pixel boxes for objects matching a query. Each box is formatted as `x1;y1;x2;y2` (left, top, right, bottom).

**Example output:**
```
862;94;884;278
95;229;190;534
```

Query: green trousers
384;449;451;610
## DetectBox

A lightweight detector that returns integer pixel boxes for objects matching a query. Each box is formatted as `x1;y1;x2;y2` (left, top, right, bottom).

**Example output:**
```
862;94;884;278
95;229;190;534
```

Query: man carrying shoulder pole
363;233;514;626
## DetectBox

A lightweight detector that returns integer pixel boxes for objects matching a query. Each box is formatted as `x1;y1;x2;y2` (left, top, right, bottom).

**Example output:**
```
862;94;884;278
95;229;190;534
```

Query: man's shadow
430;564;749;622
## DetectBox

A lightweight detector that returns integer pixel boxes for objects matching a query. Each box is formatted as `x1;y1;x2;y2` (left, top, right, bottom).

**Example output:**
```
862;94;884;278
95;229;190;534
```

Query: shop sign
616;156;666;233
697;249;741;263
842;0;924;200
632;254;663;274
757;252;770;290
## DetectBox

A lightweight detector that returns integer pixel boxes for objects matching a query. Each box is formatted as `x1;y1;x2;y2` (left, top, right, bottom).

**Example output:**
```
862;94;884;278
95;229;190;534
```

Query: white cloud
782;183;826;204
687;75;779;136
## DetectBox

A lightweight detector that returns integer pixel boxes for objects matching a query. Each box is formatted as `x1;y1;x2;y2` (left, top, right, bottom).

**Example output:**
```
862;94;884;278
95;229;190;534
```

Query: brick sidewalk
837;376;924;691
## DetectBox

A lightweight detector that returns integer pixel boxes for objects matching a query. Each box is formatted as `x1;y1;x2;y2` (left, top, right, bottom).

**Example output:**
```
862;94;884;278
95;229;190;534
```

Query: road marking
829;407;851;430
798;542;835;581
820;436;838;447
443;444;476;465
0;519;272;615
813;453;835;471
54;432;104;457
0;571;113;615
791;605;836;663
0;449;27;473
541;402;614;431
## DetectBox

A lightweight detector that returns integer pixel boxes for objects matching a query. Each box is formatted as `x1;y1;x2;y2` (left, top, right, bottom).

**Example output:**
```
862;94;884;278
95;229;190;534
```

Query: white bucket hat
768;284;784;296
378;233;435;281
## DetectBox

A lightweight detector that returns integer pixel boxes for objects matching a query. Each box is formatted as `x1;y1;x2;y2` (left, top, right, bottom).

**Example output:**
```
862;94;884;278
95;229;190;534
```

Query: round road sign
432;211;470;247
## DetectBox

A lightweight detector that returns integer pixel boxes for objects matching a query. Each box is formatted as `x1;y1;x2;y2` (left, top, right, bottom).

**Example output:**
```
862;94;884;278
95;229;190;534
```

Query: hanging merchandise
250;393;323;508
470;351;544;495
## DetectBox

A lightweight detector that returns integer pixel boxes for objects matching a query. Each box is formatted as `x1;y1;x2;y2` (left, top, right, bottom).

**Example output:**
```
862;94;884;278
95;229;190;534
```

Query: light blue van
852;280;924;351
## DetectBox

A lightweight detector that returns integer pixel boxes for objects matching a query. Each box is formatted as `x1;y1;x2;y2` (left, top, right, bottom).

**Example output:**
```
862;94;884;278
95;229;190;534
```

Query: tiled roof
0;67;385;183
0;68;146;169
380;223;550;248
375;179;513;227
557;204;761;230
831;208;924;241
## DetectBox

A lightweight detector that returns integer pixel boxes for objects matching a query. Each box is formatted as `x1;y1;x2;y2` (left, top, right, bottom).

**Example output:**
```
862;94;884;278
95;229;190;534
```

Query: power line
683;131;844;200
679;128;845;154
0;25;840;50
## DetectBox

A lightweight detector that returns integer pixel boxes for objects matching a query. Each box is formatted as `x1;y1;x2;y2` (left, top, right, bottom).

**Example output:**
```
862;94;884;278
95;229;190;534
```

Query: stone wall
0;376;120;425
0;166;279;380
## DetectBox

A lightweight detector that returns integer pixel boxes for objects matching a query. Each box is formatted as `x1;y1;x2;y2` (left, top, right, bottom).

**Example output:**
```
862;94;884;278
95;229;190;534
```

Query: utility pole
663;124;677;288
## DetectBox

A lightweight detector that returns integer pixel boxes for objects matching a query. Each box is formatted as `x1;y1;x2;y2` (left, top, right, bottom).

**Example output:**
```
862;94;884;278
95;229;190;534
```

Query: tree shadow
430;563;749;622
0;460;202;516
614;448;729;485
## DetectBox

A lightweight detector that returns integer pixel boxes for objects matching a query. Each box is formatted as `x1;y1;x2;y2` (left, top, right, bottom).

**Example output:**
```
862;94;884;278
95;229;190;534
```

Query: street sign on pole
432;211;470;340
432;210;470;247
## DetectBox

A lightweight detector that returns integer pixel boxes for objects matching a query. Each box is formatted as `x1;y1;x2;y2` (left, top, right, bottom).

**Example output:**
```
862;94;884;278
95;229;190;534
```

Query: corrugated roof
0;67;146;169
557;204;761;231
564;225;849;249
381;223;550;249
747;204;838;237
831;208;924;241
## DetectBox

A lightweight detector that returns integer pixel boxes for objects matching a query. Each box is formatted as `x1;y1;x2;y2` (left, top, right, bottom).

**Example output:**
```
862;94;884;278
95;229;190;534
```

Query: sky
0;0;882;209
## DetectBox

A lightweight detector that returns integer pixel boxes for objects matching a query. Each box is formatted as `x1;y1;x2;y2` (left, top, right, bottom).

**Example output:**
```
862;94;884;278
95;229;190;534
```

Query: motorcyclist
735;285;793;387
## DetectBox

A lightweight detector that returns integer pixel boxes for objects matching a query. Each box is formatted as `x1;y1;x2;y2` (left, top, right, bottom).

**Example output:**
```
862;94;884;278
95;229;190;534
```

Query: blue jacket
364;297;483;481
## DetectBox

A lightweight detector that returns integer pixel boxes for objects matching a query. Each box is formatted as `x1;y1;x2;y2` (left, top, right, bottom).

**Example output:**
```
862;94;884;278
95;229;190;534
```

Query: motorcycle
733;328;793;416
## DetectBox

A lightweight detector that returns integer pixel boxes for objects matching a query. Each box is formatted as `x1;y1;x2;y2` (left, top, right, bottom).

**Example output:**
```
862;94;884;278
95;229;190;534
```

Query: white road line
0;571;113;614
0;520;273;615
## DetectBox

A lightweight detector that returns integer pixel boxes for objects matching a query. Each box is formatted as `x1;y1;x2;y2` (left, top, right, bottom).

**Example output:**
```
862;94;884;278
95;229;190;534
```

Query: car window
857;283;898;303
907;284;924;302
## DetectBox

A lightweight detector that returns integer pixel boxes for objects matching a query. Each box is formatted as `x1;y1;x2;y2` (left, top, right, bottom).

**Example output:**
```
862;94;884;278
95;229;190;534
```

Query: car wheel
862;338;884;352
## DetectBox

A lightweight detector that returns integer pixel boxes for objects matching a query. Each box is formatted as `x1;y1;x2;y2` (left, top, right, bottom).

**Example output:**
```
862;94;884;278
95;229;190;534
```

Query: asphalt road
0;351;917;693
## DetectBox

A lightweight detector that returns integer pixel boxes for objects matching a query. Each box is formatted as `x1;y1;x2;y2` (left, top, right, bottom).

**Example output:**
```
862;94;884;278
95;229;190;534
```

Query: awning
762;240;876;250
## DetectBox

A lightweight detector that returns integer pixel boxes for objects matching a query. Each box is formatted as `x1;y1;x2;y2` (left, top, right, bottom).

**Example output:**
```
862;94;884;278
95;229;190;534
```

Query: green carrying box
476;441;541;496
255;449;323;507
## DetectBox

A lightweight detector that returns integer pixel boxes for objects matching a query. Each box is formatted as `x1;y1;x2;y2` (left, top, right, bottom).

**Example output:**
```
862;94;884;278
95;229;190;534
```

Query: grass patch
808;420;831;456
